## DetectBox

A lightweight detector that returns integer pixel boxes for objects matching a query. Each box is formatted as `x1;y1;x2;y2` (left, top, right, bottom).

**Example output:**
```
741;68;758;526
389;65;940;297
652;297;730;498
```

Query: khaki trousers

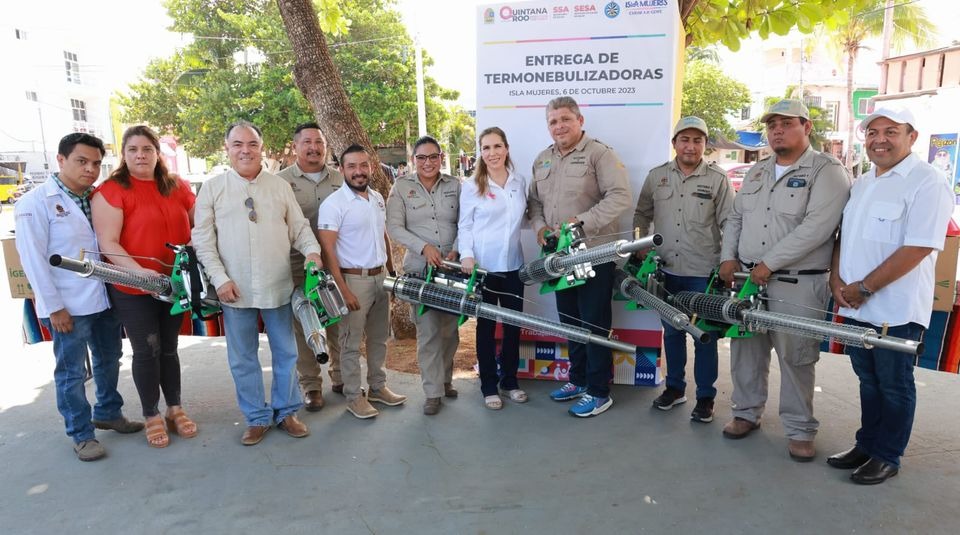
730;273;829;440
292;270;341;391
412;304;458;398
339;272;389;401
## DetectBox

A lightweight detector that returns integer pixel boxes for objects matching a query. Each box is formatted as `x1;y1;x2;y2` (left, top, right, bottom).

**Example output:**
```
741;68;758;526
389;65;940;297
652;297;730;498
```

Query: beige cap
673;116;709;138
760;99;810;123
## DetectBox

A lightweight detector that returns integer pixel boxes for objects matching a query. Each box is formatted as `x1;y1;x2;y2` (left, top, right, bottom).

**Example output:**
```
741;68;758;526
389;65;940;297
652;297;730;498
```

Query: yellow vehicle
0;163;26;204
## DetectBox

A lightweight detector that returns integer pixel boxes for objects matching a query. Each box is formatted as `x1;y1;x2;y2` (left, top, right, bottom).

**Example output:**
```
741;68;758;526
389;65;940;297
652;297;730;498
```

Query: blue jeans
221;304;303;426
555;262;614;398
41;309;124;443
846;318;924;467
661;274;718;399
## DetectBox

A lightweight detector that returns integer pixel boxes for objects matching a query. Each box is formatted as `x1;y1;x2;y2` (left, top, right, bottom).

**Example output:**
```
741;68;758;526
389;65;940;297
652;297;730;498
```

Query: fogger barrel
292;288;329;364
383;275;636;354
519;233;663;285
671;291;924;355
615;271;709;343
50;254;172;297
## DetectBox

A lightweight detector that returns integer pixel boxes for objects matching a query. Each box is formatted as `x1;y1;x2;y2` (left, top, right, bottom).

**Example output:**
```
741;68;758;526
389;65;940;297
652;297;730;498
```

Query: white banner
476;0;682;350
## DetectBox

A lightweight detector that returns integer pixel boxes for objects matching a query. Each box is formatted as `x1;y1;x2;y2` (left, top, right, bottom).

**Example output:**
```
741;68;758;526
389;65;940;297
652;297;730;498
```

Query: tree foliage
822;0;935;169
680;0;875;51
118;0;462;161
680;60;752;140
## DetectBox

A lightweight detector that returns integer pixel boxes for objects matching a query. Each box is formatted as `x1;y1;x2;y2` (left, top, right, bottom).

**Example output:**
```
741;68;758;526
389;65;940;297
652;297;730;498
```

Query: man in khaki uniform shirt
634;116;734;424
386;136;461;415
528;96;632;418
718;100;850;461
278;122;344;411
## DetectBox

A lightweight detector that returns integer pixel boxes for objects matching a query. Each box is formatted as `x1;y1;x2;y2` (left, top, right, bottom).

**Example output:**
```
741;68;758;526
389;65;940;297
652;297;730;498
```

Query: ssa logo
484;7;495;24
604;1;620;18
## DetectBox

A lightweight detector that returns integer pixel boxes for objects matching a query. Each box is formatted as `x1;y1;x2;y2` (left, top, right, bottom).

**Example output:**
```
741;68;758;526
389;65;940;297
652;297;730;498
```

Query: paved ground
2;210;960;534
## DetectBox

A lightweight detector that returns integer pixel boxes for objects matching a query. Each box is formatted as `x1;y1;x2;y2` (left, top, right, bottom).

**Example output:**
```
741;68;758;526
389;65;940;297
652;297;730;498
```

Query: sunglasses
414;153;442;162
244;197;257;223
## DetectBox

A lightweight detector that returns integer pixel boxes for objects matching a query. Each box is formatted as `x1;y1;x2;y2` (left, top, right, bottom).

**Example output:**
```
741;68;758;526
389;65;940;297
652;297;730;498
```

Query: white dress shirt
14;179;110;318
317;185;388;269
191;169;321;309
458;171;529;272
838;153;954;328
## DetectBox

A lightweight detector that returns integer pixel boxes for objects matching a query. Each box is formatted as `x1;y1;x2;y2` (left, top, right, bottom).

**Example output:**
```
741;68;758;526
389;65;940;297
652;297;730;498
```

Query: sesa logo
604;2;620;18
574;4;597;13
484;7;495;23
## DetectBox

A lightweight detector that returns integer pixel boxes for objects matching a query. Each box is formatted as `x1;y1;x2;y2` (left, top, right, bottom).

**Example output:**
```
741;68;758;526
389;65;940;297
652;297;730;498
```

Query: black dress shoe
827;445;871;469
851;458;899;485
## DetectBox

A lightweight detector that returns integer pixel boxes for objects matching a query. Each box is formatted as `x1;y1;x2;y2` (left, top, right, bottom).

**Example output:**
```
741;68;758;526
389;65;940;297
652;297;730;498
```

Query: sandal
145;416;169;448
484;395;503;410
501;389;529;403
165;407;198;439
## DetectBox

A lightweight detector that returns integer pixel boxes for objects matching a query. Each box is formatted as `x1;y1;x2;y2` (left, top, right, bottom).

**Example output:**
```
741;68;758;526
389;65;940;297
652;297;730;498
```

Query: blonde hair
472;126;513;197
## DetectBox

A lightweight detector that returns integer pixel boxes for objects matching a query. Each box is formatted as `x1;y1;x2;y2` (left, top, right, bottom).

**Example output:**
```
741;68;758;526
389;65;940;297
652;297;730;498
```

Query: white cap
861;105;917;131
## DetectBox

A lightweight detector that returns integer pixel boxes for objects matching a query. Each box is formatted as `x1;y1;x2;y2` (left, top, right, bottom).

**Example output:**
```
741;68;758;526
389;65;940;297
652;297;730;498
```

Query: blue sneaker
549;382;587;401
568;394;613;418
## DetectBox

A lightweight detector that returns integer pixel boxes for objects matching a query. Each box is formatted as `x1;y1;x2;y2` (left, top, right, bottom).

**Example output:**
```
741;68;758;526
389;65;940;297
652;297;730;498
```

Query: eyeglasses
244;197;257;223
414;153;442;162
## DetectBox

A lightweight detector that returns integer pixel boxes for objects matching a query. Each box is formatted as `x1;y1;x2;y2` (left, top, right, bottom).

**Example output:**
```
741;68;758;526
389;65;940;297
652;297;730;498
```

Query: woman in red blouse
91;125;197;448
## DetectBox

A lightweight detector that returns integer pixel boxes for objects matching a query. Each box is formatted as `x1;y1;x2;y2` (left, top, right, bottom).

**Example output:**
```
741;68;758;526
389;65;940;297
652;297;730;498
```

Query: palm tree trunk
276;0;416;339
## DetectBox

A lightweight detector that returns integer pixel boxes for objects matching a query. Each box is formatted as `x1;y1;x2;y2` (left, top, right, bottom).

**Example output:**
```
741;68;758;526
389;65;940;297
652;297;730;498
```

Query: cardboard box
2;235;34;299
933;220;960;312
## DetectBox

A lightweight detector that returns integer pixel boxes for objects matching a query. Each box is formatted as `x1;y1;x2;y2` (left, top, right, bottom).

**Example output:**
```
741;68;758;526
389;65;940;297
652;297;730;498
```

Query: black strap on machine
185;245;220;320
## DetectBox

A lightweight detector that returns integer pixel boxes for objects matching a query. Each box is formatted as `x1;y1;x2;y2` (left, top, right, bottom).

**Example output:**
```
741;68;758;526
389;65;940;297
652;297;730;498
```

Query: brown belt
340;266;383;276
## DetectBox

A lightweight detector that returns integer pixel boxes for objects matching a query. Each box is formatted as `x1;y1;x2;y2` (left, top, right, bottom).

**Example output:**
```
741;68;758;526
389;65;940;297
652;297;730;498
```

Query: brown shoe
423;397;442;415
331;383;344;395
368;386;407;406
304;390;325;412
241;425;270;446
444;382;459;398
788;439;816;462
346;396;379;419
278;415;310;438
722;417;760;439
92;416;144;434
74;439;106;462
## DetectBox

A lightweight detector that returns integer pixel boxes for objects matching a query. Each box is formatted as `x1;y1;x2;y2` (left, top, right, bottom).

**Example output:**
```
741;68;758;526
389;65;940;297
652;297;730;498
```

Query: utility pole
415;38;427;138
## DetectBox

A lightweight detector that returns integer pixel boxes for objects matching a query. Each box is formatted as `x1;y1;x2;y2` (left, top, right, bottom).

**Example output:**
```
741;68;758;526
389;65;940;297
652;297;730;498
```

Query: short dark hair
339;144;368;166
413;135;441;154
58;133;105;158
224;120;262;141
293;122;323;139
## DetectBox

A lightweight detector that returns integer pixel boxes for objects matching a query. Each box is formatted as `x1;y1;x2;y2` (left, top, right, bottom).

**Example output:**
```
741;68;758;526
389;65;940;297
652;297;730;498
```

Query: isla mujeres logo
484;7;495;23
625;0;669;14
499;5;549;22
604;1;620;18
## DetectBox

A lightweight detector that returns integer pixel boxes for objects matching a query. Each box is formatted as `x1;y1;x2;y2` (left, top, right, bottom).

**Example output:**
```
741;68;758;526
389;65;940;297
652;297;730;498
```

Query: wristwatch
857;281;873;298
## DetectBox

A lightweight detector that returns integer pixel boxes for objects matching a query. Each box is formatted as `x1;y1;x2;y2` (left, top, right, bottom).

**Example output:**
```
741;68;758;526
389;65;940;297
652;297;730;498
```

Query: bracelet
857;281;873;298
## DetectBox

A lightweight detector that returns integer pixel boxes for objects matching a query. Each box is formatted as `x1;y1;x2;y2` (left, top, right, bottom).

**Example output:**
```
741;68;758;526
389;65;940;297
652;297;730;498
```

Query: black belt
742;262;829;276
775;268;829;276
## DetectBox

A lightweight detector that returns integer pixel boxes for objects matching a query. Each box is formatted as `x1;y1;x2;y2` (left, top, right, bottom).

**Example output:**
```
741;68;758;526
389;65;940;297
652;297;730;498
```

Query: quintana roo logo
604;1;621;18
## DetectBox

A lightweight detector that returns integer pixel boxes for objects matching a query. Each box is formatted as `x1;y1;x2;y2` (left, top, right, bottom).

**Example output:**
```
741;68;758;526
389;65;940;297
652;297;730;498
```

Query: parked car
717;162;754;192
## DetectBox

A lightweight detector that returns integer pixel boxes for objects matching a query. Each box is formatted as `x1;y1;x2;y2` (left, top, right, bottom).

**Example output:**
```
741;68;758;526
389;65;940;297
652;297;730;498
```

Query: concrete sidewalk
1;331;959;534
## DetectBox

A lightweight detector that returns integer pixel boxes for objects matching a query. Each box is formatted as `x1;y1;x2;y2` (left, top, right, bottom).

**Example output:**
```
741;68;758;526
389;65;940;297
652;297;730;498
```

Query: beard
346;175;368;192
